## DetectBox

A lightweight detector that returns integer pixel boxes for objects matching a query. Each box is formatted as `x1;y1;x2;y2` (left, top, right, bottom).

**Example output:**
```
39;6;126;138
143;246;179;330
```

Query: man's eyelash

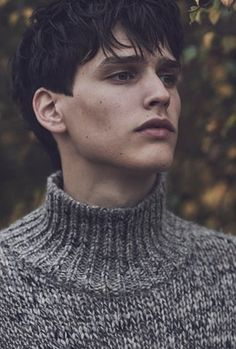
106;69;180;86
158;73;180;87
108;71;136;81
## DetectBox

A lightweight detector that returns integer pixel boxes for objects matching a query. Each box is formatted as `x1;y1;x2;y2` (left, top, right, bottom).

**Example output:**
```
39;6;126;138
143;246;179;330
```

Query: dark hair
12;0;184;170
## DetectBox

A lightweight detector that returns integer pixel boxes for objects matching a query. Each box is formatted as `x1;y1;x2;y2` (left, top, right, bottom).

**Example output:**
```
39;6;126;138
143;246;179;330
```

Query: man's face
57;26;181;175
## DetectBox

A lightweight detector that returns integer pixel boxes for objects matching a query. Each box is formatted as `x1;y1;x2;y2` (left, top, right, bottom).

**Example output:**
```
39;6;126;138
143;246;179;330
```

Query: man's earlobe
33;88;66;133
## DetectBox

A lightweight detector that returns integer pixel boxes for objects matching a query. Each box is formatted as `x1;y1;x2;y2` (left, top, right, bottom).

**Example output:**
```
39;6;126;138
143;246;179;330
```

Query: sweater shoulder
0;207;44;260
166;210;236;242
166;210;236;268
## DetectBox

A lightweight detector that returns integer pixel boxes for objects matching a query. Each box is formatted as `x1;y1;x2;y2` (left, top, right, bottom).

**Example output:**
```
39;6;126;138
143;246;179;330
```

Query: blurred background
0;0;235;234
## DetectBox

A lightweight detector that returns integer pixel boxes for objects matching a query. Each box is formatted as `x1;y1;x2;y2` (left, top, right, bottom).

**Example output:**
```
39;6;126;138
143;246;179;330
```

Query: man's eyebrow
99;55;146;67
98;55;181;70
158;58;181;70
96;55;181;74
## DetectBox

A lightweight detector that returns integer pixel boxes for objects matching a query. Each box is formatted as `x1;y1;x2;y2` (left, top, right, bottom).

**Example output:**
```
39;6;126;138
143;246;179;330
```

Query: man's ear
33;88;66;133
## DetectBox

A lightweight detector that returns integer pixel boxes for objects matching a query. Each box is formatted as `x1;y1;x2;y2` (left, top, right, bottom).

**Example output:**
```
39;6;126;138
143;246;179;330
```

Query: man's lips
135;118;176;133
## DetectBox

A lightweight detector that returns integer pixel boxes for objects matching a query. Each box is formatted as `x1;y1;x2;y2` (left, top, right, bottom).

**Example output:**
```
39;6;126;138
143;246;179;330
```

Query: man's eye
109;71;136;81
158;74;179;88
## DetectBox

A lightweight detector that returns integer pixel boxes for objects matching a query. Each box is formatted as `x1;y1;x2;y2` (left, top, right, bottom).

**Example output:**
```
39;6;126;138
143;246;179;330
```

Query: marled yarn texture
0;172;235;348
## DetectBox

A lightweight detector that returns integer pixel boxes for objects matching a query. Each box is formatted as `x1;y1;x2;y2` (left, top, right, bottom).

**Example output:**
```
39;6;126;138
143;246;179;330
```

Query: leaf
202;31;215;48
189;7;202;23
209;8;220;24
201;182;228;209
220;0;235;8
183;46;198;63
227;146;236;160
9;11;20;26
221;114;236;137
224;114;236;130
189;5;200;12
0;0;8;7
222;36;236;53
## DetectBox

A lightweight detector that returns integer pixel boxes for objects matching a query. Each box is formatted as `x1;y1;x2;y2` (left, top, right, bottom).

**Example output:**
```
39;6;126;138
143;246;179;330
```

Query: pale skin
33;26;181;208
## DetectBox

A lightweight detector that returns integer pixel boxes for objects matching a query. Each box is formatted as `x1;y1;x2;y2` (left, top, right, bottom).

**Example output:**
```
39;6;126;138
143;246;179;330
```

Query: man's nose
143;74;170;110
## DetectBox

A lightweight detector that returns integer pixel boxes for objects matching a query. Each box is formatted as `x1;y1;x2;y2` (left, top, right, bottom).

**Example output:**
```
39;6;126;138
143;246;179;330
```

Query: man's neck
61;162;158;208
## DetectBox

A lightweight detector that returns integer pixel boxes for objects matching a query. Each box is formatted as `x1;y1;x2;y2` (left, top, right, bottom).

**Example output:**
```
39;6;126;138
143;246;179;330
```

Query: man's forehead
93;24;178;66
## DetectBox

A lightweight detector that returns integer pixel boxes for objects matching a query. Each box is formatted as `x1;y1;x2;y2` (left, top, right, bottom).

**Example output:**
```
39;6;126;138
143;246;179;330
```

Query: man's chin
126;160;173;176
143;155;174;173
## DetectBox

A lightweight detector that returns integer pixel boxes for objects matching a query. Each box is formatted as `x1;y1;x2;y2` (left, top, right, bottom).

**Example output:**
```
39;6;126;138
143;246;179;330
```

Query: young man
0;0;235;348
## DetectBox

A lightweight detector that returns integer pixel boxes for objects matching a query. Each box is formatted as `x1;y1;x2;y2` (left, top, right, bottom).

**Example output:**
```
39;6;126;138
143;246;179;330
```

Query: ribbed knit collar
5;172;189;293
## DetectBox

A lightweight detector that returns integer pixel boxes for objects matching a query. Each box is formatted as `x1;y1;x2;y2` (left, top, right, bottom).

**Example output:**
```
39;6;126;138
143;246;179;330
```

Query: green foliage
169;0;236;234
0;0;235;234
189;0;236;24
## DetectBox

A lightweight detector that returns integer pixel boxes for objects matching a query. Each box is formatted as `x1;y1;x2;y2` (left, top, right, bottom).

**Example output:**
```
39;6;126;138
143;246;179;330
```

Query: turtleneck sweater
0;172;235;349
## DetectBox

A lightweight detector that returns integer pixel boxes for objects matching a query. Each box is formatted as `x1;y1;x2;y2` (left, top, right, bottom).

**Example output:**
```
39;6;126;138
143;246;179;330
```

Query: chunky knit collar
3;171;189;293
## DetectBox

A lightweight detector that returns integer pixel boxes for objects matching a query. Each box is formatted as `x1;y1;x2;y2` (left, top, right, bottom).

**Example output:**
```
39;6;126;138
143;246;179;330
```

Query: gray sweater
0;172;235;348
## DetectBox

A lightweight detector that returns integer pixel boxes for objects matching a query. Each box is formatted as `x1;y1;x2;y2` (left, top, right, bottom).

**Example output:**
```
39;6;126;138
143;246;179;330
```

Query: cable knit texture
0;171;235;348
